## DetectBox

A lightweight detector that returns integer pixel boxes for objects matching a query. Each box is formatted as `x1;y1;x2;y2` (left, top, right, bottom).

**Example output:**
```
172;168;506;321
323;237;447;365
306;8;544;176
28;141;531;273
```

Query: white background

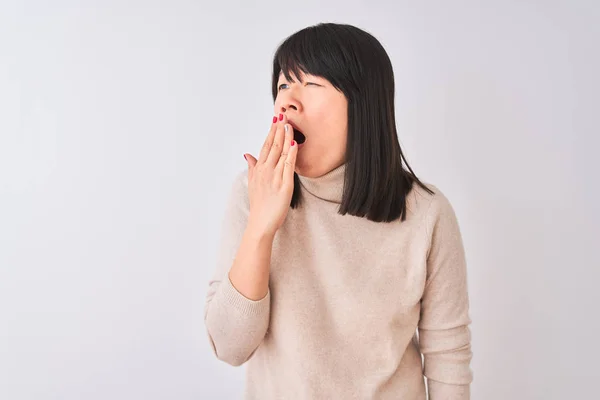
1;1;598;399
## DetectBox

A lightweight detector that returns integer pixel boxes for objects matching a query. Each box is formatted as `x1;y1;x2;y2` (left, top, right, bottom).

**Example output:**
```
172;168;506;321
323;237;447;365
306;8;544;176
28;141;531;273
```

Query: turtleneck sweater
204;163;473;399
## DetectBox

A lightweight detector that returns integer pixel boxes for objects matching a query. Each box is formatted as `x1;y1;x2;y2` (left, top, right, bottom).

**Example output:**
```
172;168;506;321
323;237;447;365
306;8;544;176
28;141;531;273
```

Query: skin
274;71;348;178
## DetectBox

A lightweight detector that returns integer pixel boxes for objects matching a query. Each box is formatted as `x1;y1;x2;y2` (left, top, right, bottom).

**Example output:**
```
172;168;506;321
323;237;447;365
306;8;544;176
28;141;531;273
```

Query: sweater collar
297;163;346;204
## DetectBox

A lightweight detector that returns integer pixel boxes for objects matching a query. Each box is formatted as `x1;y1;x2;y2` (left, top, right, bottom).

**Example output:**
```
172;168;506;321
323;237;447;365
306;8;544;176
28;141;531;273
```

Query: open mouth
294;130;306;144
288;121;306;145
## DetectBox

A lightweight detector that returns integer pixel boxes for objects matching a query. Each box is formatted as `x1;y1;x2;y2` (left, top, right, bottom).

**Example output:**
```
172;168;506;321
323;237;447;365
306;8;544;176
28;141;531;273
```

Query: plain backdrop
1;1;598;399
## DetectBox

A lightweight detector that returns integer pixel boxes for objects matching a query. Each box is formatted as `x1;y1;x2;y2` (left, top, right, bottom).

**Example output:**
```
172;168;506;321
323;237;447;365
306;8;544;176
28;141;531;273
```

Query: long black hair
272;23;434;223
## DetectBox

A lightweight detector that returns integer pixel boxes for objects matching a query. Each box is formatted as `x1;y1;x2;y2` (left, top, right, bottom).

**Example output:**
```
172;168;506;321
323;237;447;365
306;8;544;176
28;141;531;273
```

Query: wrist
245;221;276;243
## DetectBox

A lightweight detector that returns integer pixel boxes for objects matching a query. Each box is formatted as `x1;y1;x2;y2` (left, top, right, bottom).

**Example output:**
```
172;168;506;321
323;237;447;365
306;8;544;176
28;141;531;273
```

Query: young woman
204;22;473;399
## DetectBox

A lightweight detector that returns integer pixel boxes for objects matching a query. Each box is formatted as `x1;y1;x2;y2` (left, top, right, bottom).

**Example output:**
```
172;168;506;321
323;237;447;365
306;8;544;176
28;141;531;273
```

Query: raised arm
204;114;298;366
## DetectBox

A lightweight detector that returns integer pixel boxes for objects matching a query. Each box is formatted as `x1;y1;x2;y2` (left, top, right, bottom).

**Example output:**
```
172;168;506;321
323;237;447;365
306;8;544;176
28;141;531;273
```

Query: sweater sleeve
203;170;271;367
418;188;474;399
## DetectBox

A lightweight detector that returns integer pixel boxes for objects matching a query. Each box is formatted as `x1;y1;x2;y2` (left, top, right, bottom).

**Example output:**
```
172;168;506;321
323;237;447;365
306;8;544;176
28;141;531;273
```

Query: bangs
271;26;349;99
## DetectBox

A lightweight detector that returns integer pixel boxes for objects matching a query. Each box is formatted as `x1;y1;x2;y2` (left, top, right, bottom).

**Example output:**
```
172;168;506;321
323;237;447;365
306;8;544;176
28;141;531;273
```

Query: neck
297;163;346;204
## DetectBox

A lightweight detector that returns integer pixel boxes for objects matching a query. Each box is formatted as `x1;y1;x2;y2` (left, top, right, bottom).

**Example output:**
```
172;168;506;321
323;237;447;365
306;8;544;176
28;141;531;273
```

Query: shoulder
231;168;249;193
224;168;250;213
406;180;458;224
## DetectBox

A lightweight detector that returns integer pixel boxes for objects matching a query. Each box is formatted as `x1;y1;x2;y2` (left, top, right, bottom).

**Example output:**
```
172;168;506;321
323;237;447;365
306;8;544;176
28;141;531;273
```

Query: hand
243;114;298;237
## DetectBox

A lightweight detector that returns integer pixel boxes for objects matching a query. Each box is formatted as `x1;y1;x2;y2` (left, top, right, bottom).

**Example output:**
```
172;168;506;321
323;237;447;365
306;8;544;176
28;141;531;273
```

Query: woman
204;23;473;399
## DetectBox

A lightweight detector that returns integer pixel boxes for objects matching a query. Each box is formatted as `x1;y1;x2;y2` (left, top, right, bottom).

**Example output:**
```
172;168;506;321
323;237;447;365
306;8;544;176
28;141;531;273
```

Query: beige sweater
204;163;473;399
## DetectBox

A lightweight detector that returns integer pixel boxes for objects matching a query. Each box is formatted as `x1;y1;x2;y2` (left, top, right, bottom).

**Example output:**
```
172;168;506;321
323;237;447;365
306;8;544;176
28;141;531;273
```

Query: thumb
244;153;257;169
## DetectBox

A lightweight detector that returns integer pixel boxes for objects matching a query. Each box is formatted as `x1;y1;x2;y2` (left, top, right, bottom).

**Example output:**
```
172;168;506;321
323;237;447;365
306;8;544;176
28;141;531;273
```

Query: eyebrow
278;74;295;82
278;71;307;83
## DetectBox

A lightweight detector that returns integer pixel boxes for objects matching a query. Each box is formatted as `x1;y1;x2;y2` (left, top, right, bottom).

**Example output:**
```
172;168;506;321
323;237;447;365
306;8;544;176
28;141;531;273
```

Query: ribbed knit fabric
204;163;473;399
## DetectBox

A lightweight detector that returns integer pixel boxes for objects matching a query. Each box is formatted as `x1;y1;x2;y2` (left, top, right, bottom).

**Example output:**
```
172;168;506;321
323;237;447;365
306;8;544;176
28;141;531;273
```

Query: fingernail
279;113;283;121
272;116;277;123
291;140;295;146
243;154;247;161
284;124;288;133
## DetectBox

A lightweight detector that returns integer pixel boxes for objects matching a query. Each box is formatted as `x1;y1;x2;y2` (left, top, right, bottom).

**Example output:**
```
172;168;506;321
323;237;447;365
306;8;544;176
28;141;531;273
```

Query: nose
277;92;301;114
280;103;298;113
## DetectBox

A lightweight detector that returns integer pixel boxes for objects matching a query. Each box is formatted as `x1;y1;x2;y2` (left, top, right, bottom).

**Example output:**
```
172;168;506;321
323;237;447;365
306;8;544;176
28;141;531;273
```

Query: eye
277;82;319;91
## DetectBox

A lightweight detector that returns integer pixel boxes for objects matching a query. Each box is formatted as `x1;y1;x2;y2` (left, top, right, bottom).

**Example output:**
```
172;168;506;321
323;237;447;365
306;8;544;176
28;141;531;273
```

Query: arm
204;171;273;366
419;189;474;399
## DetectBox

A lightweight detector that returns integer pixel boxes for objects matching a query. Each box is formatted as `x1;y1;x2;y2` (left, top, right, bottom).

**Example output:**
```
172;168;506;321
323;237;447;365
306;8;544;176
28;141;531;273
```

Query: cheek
328;106;348;137
327;95;348;128
312;101;346;129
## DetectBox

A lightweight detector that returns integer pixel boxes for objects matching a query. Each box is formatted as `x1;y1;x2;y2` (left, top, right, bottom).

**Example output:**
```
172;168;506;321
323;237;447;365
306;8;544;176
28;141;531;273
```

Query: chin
293;162;308;176
295;151;327;177
294;164;318;178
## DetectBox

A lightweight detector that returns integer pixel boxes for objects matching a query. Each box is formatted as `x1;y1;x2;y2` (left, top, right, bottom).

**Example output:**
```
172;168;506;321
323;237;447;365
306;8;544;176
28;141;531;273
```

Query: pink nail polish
291;140;295;146
279;113;283;121
272;116;277;123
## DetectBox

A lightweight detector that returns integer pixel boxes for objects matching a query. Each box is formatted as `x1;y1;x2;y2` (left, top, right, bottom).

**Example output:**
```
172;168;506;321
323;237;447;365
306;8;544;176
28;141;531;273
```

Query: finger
266;114;286;166
245;153;258;169
282;137;298;189
257;116;279;165
275;122;294;177
244;153;258;180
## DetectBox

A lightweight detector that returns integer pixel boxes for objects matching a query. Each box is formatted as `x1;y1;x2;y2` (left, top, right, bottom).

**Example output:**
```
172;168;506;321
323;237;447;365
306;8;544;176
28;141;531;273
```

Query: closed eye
278;82;319;91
